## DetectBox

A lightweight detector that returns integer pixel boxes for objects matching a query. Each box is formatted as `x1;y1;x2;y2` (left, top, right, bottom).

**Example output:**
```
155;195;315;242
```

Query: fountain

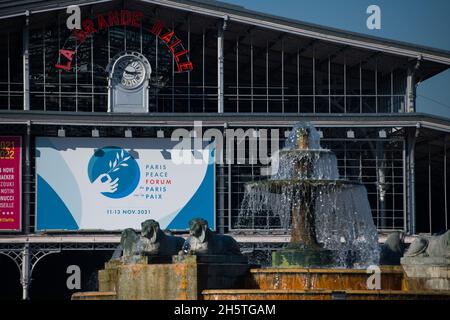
201;123;450;300
237;122;379;268
72;123;450;300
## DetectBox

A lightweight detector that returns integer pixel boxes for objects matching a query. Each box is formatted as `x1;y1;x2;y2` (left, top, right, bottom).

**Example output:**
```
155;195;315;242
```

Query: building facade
0;0;450;299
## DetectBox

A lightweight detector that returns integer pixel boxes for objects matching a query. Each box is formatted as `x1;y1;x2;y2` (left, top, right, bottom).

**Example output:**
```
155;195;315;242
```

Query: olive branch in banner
107;150;131;174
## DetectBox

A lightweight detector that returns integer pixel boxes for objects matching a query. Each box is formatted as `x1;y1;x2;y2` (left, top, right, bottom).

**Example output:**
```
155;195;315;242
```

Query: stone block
77;254;250;300
401;256;450;291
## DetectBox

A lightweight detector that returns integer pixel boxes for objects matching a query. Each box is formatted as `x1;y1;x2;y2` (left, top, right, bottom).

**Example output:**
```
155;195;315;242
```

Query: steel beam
24;122;31;233
406;57;422;113
406;126;419;234
21;244;30;300
217;17;227;114
23;12;30;111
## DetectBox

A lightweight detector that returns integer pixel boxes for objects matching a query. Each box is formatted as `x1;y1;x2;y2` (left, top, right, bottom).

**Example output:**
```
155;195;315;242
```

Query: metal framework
0;242;119;299
0;244;60;299
0;3;412;115
222;132;406;232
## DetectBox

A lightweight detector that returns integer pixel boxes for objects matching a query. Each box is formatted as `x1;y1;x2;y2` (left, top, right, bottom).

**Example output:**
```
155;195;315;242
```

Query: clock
107;51;151;113
114;57;146;90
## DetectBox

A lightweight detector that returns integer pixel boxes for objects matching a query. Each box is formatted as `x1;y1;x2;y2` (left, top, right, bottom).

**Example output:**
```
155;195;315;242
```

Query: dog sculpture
140;219;185;256
109;228;141;262
380;232;405;265
405;229;450;258
181;218;242;255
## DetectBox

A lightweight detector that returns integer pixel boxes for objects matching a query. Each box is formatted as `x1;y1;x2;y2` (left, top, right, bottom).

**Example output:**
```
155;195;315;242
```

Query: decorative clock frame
107;51;151;113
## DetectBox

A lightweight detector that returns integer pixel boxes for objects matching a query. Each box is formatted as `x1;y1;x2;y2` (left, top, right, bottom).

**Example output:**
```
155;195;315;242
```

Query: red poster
0;136;21;231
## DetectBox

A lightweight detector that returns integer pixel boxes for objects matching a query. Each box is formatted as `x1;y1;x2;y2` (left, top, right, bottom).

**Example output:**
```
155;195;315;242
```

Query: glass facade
0;5;408;114
0;31;23;110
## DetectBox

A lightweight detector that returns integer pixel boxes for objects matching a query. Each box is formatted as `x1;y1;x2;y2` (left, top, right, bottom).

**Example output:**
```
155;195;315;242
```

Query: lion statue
405;229;450;258
380;232;405;265
110;228;142;262
180;218;242;255
140;219;185;256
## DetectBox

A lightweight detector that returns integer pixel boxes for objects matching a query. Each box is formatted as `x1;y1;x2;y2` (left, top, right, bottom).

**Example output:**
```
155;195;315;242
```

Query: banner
36;137;215;231
0;136;21;231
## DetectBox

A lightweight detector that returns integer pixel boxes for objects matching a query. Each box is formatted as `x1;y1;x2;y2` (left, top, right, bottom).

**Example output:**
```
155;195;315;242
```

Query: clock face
114;57;146;89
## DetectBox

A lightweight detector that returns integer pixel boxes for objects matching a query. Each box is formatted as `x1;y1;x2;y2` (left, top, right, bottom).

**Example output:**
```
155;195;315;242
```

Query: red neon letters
56;10;193;73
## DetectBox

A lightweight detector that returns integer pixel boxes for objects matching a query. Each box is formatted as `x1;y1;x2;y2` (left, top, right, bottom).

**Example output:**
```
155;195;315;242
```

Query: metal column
218;165;225;234
376;141;387;229
217;19;228;233
407;126;419;234
21;244;31;300
218;125;227;234
23;12;30;111
406;71;416;113
445;135;448;230
406;57;421;113
24;122;31;234
428;143;432;233
217;18;227;114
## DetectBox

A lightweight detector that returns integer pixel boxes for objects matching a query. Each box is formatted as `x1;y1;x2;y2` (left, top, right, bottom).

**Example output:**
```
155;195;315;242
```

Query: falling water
237;122;380;268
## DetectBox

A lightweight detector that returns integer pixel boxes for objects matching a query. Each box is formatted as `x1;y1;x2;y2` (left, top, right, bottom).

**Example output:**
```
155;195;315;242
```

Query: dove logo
87;147;140;199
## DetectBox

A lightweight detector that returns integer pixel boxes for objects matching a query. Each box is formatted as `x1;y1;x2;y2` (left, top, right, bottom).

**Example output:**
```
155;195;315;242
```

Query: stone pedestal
401;257;450;291
74;255;250;300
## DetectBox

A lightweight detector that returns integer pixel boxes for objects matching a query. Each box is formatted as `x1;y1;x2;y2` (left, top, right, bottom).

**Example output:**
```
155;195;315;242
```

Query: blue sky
224;0;450;118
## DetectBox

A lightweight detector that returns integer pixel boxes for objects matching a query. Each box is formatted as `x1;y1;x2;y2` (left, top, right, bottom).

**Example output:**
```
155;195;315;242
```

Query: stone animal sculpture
180;218;242;255
110;228;141;262
110;220;185;263
405;229;450;258
380;232;405;265
140;219;185;256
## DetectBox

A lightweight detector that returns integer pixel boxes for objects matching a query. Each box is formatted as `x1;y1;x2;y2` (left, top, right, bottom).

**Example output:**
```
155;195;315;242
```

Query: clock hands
124;70;140;76
115;58;145;89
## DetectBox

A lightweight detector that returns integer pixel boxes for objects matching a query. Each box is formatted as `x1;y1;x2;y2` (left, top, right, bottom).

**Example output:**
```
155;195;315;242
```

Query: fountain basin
202;289;450;300
246;267;404;291
202;266;450;300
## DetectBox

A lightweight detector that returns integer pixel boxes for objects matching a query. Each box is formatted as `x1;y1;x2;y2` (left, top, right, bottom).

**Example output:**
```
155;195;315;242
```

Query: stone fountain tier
246;179;361;189
243;180;369;268
238;123;380;268
271;149;339;180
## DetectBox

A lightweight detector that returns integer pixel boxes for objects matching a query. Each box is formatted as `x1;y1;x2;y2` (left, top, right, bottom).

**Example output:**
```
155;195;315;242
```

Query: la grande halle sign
56;10;193;73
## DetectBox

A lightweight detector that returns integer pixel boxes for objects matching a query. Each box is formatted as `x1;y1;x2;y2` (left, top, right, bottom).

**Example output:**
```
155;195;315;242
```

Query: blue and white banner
36;137;215;231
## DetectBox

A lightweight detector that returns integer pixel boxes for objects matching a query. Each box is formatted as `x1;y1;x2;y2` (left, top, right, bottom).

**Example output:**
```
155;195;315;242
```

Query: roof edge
148;0;450;65
0;0;448;65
